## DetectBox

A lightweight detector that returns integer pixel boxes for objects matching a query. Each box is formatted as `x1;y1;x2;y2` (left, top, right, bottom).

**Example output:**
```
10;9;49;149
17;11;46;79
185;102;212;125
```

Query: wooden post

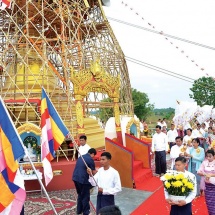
113;98;123;145
75;95;85;136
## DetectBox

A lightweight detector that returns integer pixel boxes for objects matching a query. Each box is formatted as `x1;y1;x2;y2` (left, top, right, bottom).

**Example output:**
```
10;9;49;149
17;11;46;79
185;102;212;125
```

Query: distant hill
146;108;175;128
154;108;175;117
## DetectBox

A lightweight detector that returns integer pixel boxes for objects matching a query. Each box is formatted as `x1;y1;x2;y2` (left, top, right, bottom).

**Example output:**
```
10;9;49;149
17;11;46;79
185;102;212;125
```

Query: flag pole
67;134;98;186
22;148;58;215
0;97;58;215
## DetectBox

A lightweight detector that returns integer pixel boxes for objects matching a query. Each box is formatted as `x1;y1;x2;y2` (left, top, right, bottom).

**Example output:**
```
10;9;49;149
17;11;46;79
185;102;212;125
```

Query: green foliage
98;98;113;122
154;108;175;120
131;88;154;120
98;88;154;122
189;76;215;106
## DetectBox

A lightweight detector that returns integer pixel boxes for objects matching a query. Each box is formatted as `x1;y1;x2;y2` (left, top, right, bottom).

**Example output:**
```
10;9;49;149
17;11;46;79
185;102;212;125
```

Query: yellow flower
165;182;171;188
175;173;184;180
172;181;183;187
164;174;172;180
182;178;188;185
186;182;194;190
182;187;185;192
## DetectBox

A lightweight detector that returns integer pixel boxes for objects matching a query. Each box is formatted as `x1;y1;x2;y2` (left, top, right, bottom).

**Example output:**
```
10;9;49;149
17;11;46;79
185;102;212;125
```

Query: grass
146;113;174;128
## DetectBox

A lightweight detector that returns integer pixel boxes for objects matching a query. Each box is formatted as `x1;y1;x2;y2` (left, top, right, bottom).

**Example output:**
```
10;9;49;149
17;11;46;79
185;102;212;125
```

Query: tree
98;98;113;122
131;88;154;120
98;88;154;122
189;77;215;106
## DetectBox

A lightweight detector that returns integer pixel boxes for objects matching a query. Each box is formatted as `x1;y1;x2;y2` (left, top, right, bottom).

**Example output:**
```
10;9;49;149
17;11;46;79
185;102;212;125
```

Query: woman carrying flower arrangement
198;149;215;215
162;157;197;215
185;138;205;196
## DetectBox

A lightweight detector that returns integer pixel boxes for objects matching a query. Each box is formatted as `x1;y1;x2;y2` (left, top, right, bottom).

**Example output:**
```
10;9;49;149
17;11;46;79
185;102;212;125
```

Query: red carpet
136;176;162;192
131;186;170;215
131;186;209;215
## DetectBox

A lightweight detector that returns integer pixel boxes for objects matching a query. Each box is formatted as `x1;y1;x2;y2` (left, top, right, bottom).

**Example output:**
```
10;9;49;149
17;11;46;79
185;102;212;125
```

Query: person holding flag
72;148;97;215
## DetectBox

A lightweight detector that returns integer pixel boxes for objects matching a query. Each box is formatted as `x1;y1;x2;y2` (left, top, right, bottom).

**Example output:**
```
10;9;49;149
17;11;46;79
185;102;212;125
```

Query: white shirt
164;170;197;204
78;143;91;157
157;122;162;126
167;129;178;142
205;122;209;129
161;121;167;128
192;129;205;138
152;132;169;152
183;135;194;146
89;166;122;195
170;145;189;169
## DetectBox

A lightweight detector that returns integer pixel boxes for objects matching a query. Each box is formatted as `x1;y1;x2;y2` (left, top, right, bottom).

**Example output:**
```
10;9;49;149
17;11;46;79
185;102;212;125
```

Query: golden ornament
196;148;200;154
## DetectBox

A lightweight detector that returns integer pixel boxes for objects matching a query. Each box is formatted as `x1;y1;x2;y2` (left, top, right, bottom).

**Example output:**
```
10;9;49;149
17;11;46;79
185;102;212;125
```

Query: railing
105;138;134;188
125;133;151;169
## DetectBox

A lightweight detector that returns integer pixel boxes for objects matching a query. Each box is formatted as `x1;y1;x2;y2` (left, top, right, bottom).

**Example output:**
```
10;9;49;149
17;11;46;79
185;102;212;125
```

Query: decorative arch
17;122;41;135
70;58;120;98
126;117;140;138
17;123;42;166
70;59;122;143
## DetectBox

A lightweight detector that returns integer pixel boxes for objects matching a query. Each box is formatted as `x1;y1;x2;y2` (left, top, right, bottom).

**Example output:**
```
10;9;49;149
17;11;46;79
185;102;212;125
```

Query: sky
103;0;215;108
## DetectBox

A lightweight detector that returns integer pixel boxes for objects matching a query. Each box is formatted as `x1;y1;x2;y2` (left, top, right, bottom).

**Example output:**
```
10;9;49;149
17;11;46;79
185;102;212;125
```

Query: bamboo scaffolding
0;0;133;130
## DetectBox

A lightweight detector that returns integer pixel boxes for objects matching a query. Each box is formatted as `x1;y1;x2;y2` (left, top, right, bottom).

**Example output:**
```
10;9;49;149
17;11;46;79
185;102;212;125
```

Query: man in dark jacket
72;148;97;215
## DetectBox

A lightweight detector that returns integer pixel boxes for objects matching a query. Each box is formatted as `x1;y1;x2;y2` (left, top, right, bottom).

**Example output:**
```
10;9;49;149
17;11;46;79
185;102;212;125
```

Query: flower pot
169;195;186;203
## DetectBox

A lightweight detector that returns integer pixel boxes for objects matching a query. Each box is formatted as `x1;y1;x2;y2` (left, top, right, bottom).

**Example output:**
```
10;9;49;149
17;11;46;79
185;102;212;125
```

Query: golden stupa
0;0;133;148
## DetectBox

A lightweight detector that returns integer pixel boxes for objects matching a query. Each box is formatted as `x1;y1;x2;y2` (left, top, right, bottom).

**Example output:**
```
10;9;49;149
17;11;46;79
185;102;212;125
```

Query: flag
41;88;69;186
0;0;11;10
0;97;26;214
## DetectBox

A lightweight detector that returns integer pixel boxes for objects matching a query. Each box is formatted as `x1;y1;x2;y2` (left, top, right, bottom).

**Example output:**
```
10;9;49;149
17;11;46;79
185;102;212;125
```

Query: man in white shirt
78;135;91;157
167;124;178;149
192;123;205;138
192;123;205;148
87;152;121;215
183;128;193;149
157;119;162;126
170;136;189;169
152;125;169;176
183;121;191;136
165;157;197;214
162;118;167;128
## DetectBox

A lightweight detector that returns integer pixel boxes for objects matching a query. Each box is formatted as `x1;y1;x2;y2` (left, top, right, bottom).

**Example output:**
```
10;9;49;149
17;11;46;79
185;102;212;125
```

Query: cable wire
107;16;215;51
126;58;194;83
126;56;196;81
125;56;215;92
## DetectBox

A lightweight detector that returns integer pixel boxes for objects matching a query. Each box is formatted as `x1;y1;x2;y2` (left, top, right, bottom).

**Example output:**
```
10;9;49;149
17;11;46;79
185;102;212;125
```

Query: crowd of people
152;118;215;215
72;119;215;215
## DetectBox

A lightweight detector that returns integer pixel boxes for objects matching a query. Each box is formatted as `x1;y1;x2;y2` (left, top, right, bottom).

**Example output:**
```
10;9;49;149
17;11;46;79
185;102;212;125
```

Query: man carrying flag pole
41;88;99;214
40;88;97;184
0;97;58;215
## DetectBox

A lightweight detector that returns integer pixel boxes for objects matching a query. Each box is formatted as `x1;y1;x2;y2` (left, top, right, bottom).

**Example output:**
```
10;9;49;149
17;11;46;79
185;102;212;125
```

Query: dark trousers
96;193;115;215
74;181;92;215
20;205;24;215
170;202;192;215
155;150;166;175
